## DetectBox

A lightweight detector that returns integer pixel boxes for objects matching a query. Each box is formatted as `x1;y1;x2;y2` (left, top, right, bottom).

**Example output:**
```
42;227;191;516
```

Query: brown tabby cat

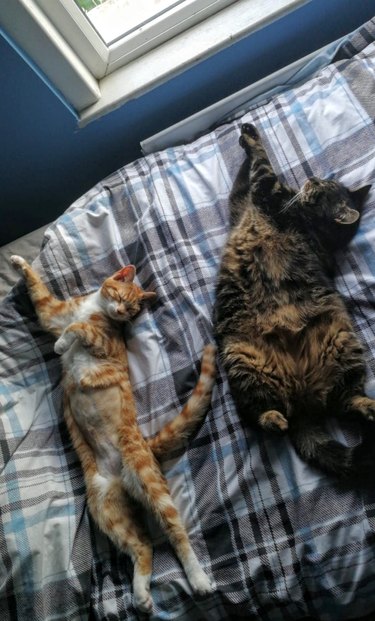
213;122;375;479
11;255;216;613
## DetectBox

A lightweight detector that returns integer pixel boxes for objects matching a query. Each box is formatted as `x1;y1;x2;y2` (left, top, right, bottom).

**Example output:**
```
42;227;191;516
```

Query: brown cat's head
297;177;371;248
100;265;156;321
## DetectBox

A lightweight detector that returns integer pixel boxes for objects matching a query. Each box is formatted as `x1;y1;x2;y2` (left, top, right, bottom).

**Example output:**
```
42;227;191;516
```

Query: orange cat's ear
113;265;136;282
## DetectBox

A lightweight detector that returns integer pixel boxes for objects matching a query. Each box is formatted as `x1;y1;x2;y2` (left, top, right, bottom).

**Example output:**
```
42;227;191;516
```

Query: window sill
79;0;310;126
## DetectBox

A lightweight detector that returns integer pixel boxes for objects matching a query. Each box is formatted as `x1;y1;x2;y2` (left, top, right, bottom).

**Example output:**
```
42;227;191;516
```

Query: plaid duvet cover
1;18;375;621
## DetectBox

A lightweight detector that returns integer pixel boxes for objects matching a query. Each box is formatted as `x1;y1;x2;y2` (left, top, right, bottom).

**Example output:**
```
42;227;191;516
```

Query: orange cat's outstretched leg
120;428;213;598
10;255;73;337
88;474;154;613
64;403;154;613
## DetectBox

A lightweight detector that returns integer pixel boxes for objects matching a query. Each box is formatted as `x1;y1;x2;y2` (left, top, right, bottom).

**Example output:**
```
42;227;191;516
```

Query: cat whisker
281;190;302;213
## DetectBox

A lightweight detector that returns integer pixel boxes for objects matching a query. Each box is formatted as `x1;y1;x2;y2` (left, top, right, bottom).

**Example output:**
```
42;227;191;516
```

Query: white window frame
0;0;310;127
38;0;237;74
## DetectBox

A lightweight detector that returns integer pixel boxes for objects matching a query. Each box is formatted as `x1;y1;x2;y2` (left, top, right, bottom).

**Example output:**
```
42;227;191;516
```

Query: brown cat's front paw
239;123;261;153
259;410;289;433
241;123;260;140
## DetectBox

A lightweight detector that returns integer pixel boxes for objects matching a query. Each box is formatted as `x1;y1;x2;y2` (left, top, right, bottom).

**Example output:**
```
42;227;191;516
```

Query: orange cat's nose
115;306;126;316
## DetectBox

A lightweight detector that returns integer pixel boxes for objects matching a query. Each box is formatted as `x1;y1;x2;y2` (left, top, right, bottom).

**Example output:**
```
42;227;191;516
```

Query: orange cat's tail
147;344;216;459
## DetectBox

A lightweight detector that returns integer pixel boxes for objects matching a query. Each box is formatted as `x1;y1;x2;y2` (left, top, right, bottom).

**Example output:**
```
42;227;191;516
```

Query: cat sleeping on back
214;123;374;479
11;256;216;613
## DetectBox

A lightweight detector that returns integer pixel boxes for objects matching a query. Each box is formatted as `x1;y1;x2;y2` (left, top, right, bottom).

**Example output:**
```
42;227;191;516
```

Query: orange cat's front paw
55;331;77;355
10;255;27;273
54;339;67;356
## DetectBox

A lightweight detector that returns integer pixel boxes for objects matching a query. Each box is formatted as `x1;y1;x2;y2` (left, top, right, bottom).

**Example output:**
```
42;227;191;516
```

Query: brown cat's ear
113;265;136;282
348;185;371;208
334;208;359;225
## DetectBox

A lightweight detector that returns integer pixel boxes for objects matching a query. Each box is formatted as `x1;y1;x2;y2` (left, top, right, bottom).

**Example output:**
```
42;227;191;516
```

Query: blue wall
1;0;374;245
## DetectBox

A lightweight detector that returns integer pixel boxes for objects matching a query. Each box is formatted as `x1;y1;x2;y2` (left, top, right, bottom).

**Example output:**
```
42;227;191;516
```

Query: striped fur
11;255;216;613
213;123;375;480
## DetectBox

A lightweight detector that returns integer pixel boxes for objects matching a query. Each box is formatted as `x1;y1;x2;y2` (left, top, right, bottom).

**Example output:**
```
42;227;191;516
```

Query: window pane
74;0;187;45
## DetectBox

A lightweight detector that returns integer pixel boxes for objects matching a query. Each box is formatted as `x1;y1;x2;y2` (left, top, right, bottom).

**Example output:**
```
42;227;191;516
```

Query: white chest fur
57;291;105;376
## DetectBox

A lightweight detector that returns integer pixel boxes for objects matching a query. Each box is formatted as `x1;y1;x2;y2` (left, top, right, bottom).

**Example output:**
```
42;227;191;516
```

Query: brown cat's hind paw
348;396;375;421
259;410;289;433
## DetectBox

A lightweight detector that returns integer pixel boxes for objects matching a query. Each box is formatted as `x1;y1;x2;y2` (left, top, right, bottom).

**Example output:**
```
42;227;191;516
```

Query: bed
1;16;375;621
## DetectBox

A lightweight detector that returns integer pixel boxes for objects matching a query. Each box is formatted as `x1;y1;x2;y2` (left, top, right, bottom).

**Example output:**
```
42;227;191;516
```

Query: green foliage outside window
75;0;106;12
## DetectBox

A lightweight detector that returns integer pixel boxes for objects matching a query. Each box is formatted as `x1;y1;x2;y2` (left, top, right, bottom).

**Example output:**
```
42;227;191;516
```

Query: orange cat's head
100;265;156;321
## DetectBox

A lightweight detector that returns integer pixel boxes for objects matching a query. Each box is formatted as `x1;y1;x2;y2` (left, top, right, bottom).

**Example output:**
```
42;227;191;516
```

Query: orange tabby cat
10;255;216;613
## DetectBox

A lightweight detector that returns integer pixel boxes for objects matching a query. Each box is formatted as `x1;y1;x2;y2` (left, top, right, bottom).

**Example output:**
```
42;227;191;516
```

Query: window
74;0;205;46
37;0;236;76
0;0;309;126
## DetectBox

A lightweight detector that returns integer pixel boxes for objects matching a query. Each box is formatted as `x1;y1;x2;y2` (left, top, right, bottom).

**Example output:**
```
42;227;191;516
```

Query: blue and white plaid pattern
1;17;375;621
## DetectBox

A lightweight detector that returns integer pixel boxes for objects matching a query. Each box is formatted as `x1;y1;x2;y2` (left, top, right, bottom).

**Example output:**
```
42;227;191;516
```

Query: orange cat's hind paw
189;570;214;596
134;591;153;614
133;574;153;614
183;552;214;597
259;410;289;433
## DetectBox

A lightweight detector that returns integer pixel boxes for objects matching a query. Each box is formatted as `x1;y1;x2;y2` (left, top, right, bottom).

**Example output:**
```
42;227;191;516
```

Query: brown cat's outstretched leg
238;123;293;208
239;123;275;172
228;124;266;222
229;150;252;226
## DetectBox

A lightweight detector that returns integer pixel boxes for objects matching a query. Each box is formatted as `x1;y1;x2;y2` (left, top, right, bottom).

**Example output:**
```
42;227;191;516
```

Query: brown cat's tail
288;414;375;482
147;344;216;459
